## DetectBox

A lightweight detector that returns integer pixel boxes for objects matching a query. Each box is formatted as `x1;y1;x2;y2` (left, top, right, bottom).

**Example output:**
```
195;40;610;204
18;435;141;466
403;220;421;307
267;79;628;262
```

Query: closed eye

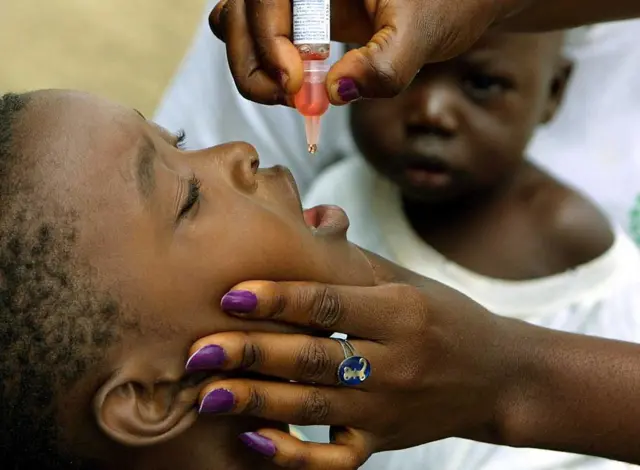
178;175;201;219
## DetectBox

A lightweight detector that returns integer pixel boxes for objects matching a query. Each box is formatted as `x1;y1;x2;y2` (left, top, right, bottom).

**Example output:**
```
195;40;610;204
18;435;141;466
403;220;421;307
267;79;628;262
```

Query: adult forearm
502;0;640;31
505;324;640;464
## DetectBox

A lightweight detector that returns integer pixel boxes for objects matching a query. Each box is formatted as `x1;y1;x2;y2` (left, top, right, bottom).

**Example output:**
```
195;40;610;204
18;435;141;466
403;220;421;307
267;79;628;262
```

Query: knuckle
386;358;423;390
294;338;333;382
240;338;263;370
209;0;232;41
364;54;406;97
339;447;369;470
309;285;342;329
297;389;331;424
392;284;429;327
241;386;267;416
343;455;366;470
428;24;464;60
280;455;308;470
235;74;259;101
266;289;287;320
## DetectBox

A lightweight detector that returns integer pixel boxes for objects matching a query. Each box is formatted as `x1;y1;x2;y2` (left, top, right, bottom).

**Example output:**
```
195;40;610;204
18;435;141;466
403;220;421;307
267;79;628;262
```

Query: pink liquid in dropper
294;60;330;154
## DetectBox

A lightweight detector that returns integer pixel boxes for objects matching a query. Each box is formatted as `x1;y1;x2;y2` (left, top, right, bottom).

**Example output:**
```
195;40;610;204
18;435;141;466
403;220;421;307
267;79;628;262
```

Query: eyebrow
136;135;156;200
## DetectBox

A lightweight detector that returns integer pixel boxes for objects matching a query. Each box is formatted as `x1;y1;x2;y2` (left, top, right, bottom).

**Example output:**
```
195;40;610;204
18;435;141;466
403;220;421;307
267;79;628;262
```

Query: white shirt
154;10;640;241
301;157;640;470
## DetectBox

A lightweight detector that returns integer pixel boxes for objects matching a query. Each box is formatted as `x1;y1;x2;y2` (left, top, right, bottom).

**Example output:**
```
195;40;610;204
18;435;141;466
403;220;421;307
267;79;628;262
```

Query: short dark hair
0;93;121;469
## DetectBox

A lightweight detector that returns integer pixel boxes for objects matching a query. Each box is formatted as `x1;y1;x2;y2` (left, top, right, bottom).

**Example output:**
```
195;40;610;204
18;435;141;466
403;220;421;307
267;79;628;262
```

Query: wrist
491;319;555;448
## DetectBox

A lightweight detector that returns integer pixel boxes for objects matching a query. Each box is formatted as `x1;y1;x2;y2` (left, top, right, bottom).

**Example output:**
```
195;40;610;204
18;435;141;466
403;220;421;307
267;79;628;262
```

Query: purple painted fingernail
337;78;360;103
199;389;235;414
186;344;226;372
239;432;276;458
221;290;258;313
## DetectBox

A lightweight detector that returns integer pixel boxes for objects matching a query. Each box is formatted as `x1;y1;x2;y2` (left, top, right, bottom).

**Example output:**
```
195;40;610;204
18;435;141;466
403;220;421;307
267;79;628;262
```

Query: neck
104;417;283;470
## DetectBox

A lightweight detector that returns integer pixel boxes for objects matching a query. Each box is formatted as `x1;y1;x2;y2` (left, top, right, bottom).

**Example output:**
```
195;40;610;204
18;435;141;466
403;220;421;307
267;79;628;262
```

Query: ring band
334;338;371;386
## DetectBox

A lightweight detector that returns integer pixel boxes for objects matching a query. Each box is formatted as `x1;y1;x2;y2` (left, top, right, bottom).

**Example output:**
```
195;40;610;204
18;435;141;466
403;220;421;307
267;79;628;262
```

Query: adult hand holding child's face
188;251;533;469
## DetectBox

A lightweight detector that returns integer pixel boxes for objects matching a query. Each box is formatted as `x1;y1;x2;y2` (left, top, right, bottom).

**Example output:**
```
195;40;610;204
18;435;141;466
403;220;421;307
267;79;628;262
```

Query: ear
541;58;573;124
93;359;202;447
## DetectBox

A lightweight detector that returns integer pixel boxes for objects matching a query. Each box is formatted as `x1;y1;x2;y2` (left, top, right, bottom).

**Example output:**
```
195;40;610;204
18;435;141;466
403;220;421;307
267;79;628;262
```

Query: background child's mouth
404;159;453;187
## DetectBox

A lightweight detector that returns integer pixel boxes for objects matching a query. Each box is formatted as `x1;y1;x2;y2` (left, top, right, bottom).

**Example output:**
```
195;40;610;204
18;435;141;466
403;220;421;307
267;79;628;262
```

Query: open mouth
303;205;350;235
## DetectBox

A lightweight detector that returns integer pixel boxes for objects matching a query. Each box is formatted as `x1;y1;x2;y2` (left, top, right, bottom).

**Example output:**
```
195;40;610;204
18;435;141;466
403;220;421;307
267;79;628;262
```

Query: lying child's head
350;32;571;203
0;90;373;469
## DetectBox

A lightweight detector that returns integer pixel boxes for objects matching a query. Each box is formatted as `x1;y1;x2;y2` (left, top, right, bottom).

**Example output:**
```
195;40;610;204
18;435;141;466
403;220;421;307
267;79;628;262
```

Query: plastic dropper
294;60;330;154
291;0;331;154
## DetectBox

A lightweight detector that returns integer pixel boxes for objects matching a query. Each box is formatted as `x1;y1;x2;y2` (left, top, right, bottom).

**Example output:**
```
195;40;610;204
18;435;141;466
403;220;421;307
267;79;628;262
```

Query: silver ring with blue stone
334;338;371;386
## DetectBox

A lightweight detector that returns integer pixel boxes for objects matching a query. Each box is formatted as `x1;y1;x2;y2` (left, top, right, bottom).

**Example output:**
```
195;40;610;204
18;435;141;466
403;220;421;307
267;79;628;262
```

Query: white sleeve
153;1;353;195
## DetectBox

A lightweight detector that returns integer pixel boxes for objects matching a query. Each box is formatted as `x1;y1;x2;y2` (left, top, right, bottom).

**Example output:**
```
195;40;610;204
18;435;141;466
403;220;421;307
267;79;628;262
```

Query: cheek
183;201;320;288
466;104;532;174
350;102;405;155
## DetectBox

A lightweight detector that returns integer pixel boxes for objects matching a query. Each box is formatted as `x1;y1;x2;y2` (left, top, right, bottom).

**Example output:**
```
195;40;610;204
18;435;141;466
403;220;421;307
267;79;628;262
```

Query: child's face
350;33;569;203
22;90;374;456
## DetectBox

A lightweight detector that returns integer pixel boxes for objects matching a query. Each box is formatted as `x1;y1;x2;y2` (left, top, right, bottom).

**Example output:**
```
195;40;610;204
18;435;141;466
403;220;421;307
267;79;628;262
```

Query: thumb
326;24;422;104
326;1;496;104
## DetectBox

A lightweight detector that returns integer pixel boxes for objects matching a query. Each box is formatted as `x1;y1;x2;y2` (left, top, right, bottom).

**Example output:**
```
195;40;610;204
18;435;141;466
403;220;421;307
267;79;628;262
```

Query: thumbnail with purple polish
221;290;257;313
337;78;360;102
239;432;276;457
186;344;226;371
199;389;235;414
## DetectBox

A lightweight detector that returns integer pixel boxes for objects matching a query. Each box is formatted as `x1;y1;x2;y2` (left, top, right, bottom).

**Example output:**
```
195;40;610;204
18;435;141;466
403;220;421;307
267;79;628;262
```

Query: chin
399;182;466;205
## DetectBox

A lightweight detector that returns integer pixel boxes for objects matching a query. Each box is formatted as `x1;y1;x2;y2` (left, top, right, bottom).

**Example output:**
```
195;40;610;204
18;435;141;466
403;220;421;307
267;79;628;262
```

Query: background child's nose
405;83;460;138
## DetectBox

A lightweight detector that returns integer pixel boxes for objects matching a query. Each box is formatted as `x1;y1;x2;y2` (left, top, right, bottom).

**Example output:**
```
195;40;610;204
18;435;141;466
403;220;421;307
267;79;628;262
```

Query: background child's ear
92;359;204;447
541;57;574;124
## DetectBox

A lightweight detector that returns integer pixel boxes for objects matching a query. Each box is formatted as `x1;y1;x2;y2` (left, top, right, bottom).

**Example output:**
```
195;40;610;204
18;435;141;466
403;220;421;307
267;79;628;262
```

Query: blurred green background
0;0;207;116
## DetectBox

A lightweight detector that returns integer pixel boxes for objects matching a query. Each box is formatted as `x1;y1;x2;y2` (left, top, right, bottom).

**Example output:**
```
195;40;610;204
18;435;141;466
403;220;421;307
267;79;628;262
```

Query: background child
305;32;640;469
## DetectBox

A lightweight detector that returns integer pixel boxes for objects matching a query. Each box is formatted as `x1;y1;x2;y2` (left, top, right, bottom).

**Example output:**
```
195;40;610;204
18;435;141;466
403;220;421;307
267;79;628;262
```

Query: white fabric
302;157;640;469
154;9;640;240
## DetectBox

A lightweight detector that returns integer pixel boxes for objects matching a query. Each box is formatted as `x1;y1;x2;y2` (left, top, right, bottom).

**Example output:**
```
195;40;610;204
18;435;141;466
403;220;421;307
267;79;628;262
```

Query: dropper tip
304;115;321;156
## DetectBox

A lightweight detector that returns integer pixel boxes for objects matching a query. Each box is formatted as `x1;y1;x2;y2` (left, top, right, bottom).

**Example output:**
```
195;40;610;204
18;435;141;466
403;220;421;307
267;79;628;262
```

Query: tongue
303;207;319;228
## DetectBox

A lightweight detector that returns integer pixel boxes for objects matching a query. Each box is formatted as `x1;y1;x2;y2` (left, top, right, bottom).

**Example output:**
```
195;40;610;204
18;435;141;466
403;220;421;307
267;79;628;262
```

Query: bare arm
503;325;640;463
503;0;640;30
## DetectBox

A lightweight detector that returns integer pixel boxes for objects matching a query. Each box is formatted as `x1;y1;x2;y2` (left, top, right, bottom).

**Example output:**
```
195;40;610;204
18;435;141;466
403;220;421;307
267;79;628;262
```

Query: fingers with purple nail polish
221;290;257;313
186;344;226;372
239;432;276;458
199;389;235;414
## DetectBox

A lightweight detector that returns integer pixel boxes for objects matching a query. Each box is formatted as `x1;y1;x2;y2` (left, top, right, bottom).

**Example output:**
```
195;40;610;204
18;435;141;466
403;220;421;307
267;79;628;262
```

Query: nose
206;141;260;192
405;79;459;138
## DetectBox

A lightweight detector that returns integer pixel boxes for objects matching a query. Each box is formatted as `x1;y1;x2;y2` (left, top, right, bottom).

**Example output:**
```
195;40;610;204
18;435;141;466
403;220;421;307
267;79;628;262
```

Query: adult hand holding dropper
210;0;640;106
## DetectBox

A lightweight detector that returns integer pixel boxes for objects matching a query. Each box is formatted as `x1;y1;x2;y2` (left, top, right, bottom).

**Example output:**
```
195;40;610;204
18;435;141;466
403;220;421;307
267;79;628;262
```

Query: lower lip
404;168;453;187
303;205;350;234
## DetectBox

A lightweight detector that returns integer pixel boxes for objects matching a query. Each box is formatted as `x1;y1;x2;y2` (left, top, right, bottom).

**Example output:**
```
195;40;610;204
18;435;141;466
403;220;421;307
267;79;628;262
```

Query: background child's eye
463;73;512;101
